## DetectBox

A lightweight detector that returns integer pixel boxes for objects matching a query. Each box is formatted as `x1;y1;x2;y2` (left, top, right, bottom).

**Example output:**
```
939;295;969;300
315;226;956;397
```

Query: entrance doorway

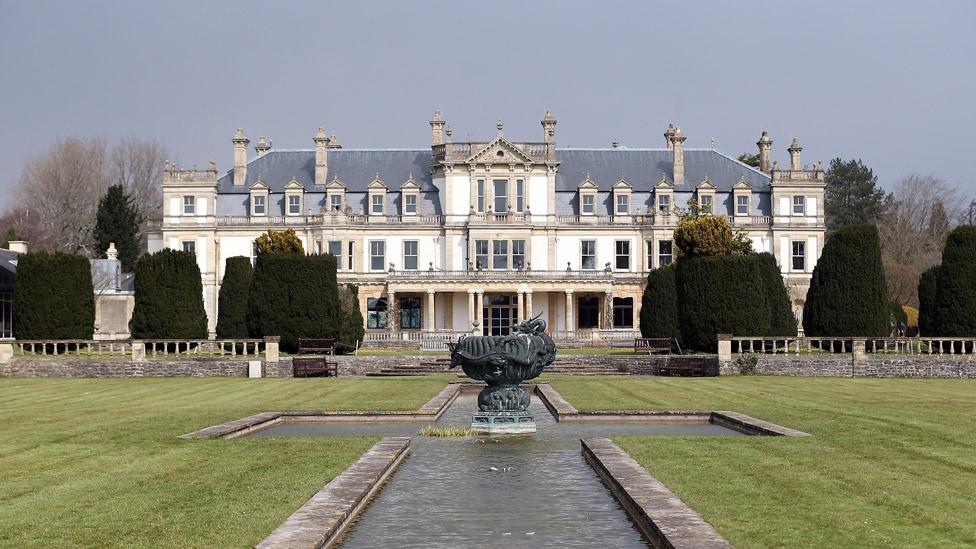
578;296;599;329
482;295;518;336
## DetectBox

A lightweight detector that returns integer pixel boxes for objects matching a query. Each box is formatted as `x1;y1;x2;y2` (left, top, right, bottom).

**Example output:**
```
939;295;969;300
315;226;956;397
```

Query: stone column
604;289;614;329
525;291;534;320
517;292;525;323
388;289;398;334
565;289;575;333
426;289;436;332
475;290;484;334
467;290;477;333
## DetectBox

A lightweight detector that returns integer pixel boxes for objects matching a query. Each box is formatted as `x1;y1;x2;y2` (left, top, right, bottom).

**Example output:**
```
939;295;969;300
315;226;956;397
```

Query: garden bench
297;338;336;355
655;357;711;377
634;338;673;354
292;357;338;378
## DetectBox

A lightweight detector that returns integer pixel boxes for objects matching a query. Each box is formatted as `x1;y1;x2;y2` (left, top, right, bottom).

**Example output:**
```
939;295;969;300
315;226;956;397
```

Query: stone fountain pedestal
471;410;536;435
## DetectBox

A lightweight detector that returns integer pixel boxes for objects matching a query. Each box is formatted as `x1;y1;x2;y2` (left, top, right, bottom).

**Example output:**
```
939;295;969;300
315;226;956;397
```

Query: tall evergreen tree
803;224;890;336
824;158;886;231
130;249;208;339
737;152;760;168
13;252;95;339
755;253;798;336
337;284;366;352
930;225;976;337
917;266;939;336
215;257;253;338
94;183;141;271
639;265;681;344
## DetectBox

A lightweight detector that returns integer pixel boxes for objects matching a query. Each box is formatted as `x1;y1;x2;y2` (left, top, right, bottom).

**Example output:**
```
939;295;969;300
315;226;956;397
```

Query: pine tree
94;184;141;271
802;224;890;336
215;257;253;338
824;158;886;231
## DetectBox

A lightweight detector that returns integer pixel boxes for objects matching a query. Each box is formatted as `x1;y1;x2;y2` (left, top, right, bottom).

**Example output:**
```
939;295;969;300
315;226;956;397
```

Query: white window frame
371;194;384;215
615;240;631;270
791;240;806;271
252;195;266;216
287;195;301;215
582;194;595;215
369;240;386;271
581;240;596;270
474;239;489;270
515;179;525;213
183;195;195;215
616;194;630;215
404;194;418;215
476;179;485;213
512;239;526;269
493;179;508;213
793;195;806;215
181;240;196;255
330;194;343;211
699;194;713;214
736;195;749;216
658;194;671;213
402;240;419;270
659;240;673;266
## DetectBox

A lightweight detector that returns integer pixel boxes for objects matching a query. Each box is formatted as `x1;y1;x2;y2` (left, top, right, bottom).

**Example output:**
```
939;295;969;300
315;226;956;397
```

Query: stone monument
447;315;556;434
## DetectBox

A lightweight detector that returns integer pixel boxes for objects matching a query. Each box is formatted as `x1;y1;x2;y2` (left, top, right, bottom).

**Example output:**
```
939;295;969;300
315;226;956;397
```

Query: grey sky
2;0;974;211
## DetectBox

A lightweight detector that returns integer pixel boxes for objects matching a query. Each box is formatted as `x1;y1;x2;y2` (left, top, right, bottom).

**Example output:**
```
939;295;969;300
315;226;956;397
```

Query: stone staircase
365;358;452;377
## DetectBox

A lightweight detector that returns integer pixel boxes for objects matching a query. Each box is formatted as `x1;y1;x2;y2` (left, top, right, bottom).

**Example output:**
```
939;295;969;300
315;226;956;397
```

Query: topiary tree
93;183;141;271
130;249;208;339
917;266;939;335
676;255;770;351
337;284;365;352
802;224;889;337
13;252;95;339
639;265;681;344
215;256;253;338
755;253;798;336
255;229;304;256
246;253;339;353
930;225;976;337
674;214;734;257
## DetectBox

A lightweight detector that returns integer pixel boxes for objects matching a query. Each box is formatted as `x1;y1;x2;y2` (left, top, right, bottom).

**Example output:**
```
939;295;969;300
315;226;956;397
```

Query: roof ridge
708;149;773;180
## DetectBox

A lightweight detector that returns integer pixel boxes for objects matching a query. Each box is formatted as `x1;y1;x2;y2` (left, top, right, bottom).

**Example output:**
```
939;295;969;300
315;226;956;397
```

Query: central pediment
465;136;537;164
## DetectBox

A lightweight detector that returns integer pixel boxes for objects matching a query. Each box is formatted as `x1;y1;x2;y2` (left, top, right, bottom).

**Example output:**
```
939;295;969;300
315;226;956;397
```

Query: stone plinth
471;410;536;435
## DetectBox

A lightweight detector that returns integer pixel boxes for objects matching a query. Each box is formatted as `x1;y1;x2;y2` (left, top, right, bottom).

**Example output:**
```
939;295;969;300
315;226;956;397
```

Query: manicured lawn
0;377;445;547
550;375;976;548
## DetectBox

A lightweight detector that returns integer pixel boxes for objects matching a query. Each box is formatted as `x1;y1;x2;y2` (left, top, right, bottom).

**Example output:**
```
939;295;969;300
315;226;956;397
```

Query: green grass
0;377;446;548
550;375;976;548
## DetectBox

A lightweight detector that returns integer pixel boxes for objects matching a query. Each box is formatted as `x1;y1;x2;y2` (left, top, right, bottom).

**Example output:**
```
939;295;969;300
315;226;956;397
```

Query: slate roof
217;149;435;192
0;249;18;276
554;148;770;192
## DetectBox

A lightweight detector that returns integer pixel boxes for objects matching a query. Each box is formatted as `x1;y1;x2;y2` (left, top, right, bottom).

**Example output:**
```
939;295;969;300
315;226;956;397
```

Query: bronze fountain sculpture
447;314;556;434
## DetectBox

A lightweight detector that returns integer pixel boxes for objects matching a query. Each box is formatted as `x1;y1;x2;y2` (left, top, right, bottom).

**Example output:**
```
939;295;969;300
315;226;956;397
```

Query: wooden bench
634;338;673;354
298;338;336;355
292;357;338;378
655;357;714;377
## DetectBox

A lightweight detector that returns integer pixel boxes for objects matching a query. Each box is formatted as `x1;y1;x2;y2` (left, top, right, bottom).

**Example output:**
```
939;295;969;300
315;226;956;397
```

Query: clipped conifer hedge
13;252;95;339
246;253;340;353
930;225;976;337
639;265;681;344
802;224;889;337
215;256;253;339
337;284;366;352
755;253;798;336
130;249;208;339
917;266;938;336
676;255;770;351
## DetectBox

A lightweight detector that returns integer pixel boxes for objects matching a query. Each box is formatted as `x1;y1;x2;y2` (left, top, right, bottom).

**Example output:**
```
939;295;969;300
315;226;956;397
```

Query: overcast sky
2;0;974;210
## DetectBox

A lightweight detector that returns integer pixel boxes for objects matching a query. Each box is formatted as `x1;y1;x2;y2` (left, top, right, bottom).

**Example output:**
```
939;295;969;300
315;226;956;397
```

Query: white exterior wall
530;235;548;270
452;293;469;332
448;174;470;218
528;175;548;215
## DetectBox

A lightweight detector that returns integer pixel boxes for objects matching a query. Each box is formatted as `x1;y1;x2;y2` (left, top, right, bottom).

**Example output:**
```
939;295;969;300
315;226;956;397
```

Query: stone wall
1;358;260;378
721;354;976;378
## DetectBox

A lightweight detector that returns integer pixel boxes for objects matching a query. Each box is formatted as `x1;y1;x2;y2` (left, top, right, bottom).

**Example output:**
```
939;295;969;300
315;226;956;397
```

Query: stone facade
148;113;826;338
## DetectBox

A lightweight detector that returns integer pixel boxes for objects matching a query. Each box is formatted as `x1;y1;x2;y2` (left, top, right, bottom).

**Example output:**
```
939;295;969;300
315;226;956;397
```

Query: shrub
255;229;304;256
676;255;770;351
130;249;208;339
802;224;889;337
639;265;681;344
674;215;734;257
13;252;95;339
930;225;976;336
337;284;365;352
755;253;798;336
734;354;758;375
246;253;340;353
215;256;252;339
917;266;938;336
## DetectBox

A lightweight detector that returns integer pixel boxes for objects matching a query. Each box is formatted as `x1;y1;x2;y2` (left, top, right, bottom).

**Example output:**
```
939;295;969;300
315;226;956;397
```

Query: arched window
367;298;388;329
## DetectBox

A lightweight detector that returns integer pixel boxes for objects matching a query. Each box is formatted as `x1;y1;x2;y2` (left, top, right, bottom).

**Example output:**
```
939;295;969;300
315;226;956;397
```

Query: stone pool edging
582;437;733;549
179;383;460;439
256;437;410;549
535;384;810;436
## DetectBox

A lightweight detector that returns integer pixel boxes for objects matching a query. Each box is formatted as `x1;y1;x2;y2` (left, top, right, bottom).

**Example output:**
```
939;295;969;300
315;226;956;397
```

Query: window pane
613;297;634;328
581;240;596;270
183;196;195;215
616;195;629;214
492;240;508;269
367;298;388;329
405;195;417;214
370;241;385;270
474;240;488;269
328;240;342;257
615;241;630;269
793;196;805;215
700;195;712;213
404;241;418;270
493;180;508;212
582;195;594;214
512;240;525;269
331;195;342;210
477;180;485;213
400;298;421;329
254;195;265;214
372;195;384;214
516;180;524;213
288;195;300;214
659;240;673;266
737;195;748;214
792;241;805;271
182;241;195;255
659;195;670;212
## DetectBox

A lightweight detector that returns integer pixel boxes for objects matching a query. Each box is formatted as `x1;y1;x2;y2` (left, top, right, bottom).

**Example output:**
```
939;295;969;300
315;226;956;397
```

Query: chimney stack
671;126;686;183
6;241;28;254
254;135;270;155
232;129;249;186
314;128;329;185
664;123;676;149
430;111;445;146
788;137;803;171
757;131;773;172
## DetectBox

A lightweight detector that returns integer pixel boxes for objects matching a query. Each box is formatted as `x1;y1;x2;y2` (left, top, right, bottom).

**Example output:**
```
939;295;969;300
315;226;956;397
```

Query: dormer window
288;195;301;215
249;179;270;217
616;195;629;215
367;177;388;217
582;195;595;214
696;178;717;216
326;176;347;213
183;196;195;215
732;178;752;218
400;177;421;216
736;195;749;215
283;178;305;217
699;194;713;214
405;195;417;214
371;194;384;215
253;195;266;215
612;179;632;216
330;195;342;211
658;195;671;212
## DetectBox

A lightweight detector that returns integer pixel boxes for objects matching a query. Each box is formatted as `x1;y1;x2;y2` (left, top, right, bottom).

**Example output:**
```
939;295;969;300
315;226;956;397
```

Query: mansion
147;112;826;339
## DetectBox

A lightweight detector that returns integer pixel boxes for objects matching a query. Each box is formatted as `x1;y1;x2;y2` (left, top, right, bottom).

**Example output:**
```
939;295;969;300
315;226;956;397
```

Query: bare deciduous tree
112;136;167;222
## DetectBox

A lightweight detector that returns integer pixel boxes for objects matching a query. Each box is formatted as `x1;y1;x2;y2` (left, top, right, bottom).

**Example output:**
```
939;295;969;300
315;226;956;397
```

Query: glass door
482;295;518;336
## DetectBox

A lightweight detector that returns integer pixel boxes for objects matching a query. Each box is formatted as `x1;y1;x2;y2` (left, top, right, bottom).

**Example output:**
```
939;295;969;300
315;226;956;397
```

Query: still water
250;394;740;548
